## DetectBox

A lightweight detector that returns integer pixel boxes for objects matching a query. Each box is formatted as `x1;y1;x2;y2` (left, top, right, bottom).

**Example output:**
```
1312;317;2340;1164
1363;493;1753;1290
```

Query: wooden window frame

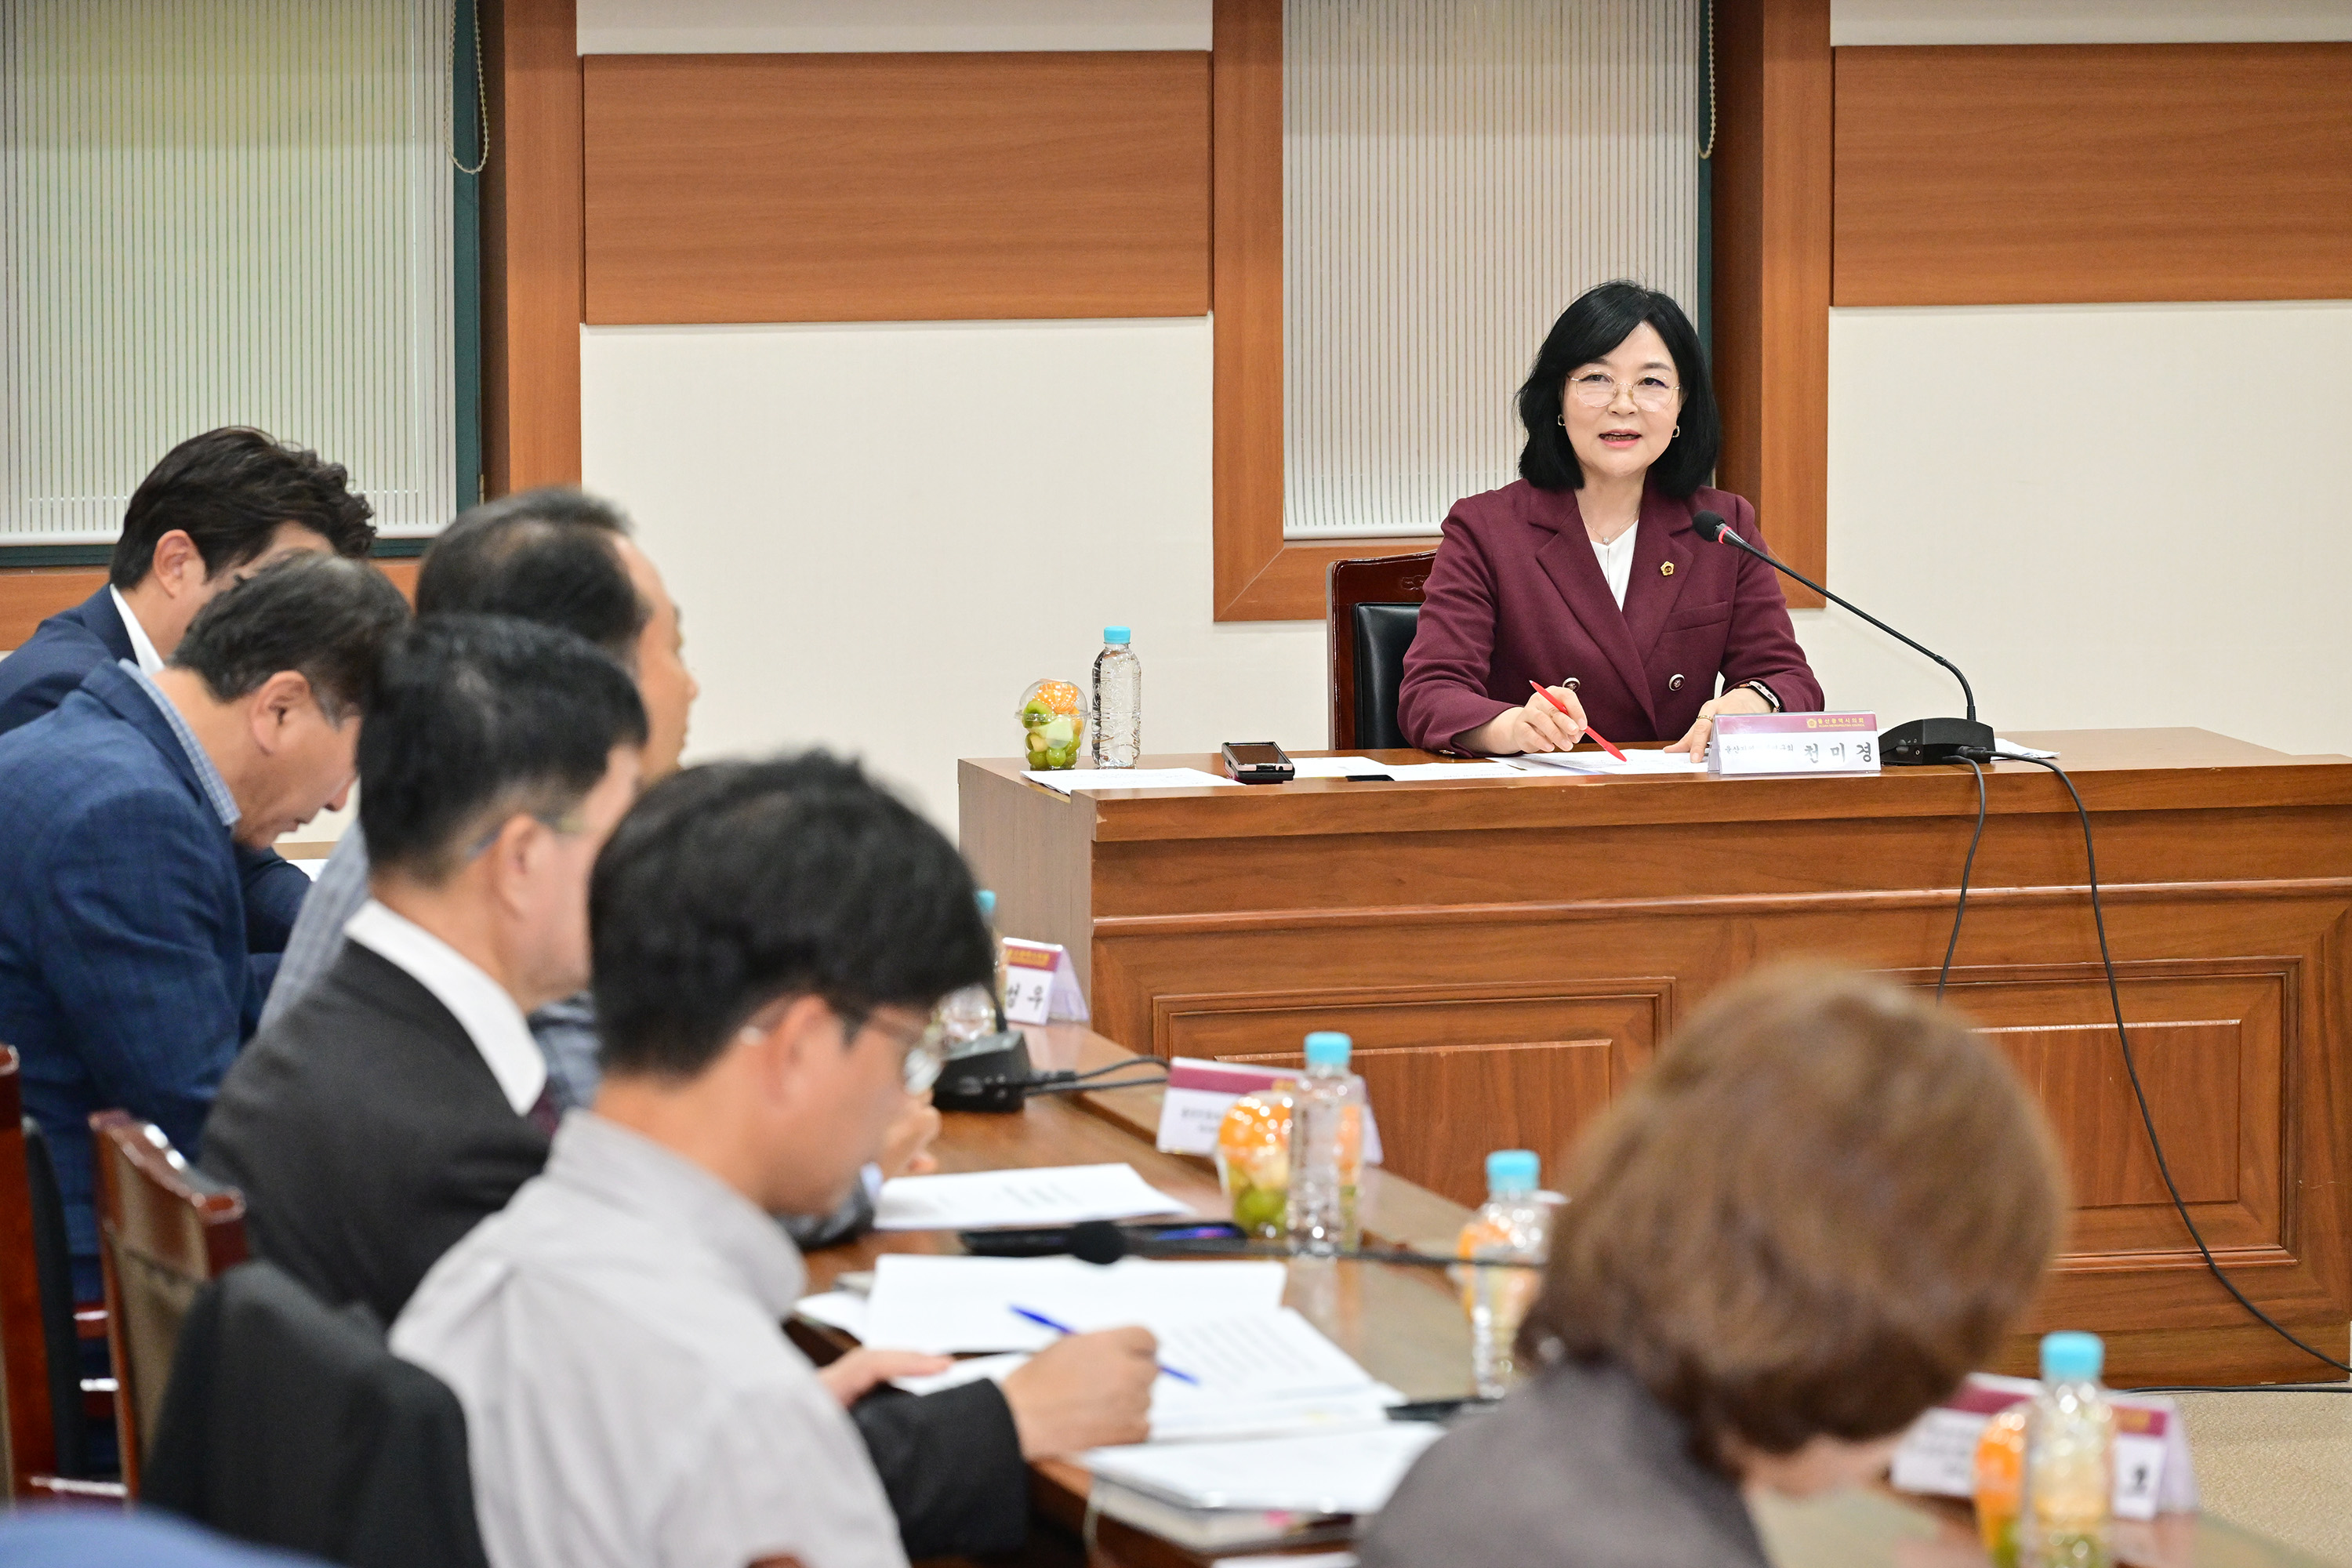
1209;0;1831;622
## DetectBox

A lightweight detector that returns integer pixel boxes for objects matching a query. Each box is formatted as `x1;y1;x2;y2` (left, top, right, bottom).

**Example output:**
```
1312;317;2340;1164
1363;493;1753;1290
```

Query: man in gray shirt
394;754;1157;1568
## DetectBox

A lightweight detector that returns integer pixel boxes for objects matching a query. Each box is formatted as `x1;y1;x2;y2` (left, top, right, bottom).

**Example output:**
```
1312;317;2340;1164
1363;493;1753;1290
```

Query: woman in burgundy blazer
1399;283;1821;757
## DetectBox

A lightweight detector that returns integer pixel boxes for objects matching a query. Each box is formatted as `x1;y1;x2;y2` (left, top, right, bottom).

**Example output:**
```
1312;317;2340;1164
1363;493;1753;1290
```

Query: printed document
862;1254;1287;1354
873;1163;1191;1232
1081;1425;1446;1513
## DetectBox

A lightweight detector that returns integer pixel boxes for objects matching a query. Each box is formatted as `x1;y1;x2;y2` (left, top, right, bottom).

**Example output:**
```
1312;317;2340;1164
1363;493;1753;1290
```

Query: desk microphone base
1880;717;1998;766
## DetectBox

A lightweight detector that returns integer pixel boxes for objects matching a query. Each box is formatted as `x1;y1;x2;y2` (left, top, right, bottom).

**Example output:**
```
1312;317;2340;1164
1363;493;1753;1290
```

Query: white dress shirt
393;1112;906;1568
109;586;165;674
343;900;546;1115
1591;527;1637;610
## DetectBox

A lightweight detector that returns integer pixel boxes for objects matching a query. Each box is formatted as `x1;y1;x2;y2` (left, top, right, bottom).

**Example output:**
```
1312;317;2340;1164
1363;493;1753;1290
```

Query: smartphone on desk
1220;741;1296;784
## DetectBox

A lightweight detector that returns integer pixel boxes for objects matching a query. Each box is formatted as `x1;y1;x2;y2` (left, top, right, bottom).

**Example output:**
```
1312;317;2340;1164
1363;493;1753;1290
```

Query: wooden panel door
1155;982;1667;1206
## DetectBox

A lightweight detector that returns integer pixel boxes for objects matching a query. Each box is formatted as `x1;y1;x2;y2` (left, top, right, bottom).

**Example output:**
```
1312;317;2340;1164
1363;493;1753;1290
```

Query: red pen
1530;681;1628;760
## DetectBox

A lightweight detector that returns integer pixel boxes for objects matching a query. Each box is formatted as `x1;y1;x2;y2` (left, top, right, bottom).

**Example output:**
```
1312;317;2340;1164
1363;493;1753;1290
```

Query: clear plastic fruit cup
1017;679;1088;771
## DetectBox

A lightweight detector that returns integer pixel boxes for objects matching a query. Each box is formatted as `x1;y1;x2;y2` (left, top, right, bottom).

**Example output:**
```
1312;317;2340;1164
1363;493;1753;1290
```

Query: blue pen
1008;1305;1200;1386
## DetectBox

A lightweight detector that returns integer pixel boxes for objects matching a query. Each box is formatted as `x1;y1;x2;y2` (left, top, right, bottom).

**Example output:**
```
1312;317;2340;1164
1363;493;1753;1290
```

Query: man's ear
245;670;319;754
738;994;840;1112
149;529;203;596
477;813;545;914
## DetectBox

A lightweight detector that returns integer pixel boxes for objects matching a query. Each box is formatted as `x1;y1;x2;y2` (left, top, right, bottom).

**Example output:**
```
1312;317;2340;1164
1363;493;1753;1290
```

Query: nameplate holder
1153;1057;1383;1165
1708;711;1882;775
1889;1373;2194;1520
1000;939;1089;1025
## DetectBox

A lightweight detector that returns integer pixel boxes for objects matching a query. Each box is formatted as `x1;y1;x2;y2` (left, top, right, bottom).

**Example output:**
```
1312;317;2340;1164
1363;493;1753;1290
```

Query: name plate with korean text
1152;1057;1384;1163
1889;1374;2194;1520
1708;712;1881;776
1000;938;1089;1025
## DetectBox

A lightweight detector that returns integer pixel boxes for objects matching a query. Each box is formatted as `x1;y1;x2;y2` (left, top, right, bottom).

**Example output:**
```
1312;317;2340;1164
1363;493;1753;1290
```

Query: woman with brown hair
1360;967;2069;1567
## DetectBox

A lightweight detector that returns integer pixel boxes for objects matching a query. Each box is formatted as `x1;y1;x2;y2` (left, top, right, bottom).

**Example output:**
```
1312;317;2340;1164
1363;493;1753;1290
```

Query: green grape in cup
1018;679;1088;770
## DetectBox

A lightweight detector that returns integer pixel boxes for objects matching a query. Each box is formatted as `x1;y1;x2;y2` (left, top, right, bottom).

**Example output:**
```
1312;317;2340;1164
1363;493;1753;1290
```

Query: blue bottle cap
975;889;996;918
2039;1330;2104;1382
1486;1149;1540;1196
1103;626;1131;644
1303;1031;1352;1067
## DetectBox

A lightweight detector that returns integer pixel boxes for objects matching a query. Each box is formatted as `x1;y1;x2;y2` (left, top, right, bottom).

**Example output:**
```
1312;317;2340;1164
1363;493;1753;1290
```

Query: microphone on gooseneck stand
1691;510;1996;765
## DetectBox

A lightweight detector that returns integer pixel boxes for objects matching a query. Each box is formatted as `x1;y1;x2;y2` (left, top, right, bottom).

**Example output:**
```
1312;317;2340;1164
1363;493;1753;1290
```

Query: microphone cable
2011;755;2351;1381
1937;756;1988;1002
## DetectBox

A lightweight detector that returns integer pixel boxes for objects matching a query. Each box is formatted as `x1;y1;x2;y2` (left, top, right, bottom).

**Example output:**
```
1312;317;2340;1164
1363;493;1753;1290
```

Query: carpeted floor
2174;1388;2352;1564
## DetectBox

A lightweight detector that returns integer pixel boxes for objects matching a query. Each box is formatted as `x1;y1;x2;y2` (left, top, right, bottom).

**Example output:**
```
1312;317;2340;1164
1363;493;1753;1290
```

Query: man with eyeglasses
394;754;1157;1568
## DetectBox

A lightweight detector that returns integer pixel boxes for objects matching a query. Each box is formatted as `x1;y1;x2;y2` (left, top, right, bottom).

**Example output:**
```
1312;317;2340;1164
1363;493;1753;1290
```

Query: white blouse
1591;527;1638;610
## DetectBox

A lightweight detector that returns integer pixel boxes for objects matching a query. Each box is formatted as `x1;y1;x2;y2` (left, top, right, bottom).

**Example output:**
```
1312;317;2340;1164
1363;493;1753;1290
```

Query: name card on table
1708;712;1881;776
1154;1058;1383;1165
1000;938;1089;1025
1889;1373;2195;1520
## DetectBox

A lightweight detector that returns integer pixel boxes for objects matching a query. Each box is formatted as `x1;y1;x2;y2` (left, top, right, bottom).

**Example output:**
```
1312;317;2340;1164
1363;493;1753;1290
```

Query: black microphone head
1069;1220;1129;1266
1693;510;1727;543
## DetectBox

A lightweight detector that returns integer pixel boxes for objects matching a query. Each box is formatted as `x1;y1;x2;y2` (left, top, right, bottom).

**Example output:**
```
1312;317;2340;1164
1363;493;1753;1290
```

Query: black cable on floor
1938;757;1987;1002
2015;756;2352;1378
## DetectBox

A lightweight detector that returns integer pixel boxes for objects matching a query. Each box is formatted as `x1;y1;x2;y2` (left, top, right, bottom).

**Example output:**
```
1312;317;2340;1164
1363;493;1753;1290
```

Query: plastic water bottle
2020;1331;2115;1568
1457;1150;1552;1398
1091;626;1142;768
1287;1031;1365;1256
936;889;1001;1043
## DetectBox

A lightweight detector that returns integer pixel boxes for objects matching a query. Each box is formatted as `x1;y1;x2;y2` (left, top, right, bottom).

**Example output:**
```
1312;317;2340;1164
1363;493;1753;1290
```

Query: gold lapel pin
1661;561;1675;576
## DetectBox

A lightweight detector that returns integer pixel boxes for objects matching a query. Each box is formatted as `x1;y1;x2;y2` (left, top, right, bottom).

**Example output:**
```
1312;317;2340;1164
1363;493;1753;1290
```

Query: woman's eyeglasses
1566;372;1680;412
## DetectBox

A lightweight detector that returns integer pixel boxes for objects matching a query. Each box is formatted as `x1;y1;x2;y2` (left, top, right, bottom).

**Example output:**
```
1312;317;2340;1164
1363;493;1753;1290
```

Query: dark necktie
526;1082;562;1137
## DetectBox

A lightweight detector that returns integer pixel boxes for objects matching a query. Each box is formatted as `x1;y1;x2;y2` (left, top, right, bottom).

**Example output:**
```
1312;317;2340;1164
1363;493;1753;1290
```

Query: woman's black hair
1516;280;1720;498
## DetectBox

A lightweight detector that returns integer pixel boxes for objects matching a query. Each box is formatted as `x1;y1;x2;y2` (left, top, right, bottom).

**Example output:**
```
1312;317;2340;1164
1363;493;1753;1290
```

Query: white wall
1805;303;2352;758
579;320;1328;829
1831;0;2352;45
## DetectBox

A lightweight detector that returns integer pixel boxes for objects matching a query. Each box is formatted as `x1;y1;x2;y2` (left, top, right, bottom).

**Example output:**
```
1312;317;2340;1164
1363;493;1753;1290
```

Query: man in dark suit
0;556;409;1299
205;622;1154;1562
0;428;380;951
205;615;650;1324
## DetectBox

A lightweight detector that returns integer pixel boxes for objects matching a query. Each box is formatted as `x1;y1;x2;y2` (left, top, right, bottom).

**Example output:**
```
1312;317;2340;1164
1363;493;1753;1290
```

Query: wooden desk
960;732;2352;1385
811;1027;2321;1568
797;1025;1476;1568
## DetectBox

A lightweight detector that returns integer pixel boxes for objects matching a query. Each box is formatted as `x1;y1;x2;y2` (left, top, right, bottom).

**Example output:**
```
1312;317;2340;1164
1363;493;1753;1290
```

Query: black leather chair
145;1261;492;1568
1327;553;1436;750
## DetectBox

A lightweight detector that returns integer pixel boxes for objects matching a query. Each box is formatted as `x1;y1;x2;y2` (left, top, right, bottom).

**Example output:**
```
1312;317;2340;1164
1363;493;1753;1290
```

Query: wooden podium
961;731;2352;1385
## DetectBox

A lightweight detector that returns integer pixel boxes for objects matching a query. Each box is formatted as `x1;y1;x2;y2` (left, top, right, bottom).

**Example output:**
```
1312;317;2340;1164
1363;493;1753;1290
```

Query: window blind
0;0;458;547
1283;0;1701;539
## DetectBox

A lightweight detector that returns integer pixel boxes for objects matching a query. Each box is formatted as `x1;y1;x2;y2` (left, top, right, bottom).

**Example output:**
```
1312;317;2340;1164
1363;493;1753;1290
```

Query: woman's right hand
1464;684;1588;755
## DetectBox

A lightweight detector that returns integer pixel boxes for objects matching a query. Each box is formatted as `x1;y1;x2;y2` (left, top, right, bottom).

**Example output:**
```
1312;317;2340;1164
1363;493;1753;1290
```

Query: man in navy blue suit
0;554;408;1298
0;428;378;951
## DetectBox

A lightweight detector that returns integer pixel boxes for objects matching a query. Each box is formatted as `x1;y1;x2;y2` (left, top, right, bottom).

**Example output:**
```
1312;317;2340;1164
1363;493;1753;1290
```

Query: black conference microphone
1058;1218;1540;1271
1691;510;1994;765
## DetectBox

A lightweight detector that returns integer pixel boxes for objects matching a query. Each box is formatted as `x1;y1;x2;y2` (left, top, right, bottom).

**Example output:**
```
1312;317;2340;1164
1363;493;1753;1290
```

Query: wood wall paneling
1834;43;2352;307
1209;0;1439;622
1709;0;1832;606
482;0;583;492
0;561;420;652
582;53;1210;325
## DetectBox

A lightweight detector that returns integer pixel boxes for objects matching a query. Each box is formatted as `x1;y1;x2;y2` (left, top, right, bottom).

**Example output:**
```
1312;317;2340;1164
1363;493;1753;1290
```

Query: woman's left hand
1665;684;1773;759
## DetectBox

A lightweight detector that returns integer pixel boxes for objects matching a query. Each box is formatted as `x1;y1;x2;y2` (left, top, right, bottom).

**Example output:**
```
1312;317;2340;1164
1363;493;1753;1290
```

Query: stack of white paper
1025;768;1238;794
1082;1425;1445;1515
1512;749;1708;775
894;1308;1404;1443
859;1254;1289;1354
873;1163;1190;1232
